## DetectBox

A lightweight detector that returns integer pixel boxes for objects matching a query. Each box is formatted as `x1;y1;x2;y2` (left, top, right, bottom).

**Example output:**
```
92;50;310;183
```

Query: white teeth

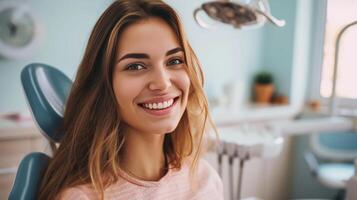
142;98;175;110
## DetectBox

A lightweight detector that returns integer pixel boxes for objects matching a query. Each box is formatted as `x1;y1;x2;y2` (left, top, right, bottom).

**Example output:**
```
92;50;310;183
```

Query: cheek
175;71;191;98
113;76;143;107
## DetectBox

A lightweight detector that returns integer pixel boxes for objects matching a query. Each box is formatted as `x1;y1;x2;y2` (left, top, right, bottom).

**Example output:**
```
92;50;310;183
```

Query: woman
39;0;223;199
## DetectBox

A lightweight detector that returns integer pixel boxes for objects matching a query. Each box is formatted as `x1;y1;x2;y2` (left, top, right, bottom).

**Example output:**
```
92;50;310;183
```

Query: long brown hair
39;0;216;199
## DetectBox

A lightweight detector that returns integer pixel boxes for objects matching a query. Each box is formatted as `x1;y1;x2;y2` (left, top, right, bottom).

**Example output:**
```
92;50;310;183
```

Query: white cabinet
0;119;46;199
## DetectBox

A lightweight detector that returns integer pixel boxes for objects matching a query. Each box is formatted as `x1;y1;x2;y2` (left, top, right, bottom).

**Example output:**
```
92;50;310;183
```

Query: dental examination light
194;0;285;29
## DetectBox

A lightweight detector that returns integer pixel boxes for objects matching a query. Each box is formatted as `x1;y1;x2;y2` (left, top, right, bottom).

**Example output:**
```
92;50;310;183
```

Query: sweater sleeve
200;159;224;199
57;187;92;200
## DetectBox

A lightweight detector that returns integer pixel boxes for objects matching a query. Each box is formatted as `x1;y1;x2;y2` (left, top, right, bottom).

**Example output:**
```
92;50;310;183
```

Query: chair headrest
21;63;72;143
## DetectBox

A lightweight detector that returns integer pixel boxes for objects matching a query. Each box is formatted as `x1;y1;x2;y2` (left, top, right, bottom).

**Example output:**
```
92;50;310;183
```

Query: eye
125;63;146;71
167;58;184;66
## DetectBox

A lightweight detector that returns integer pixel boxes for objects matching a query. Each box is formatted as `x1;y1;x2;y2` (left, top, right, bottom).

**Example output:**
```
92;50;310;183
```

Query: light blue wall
0;0;112;113
0;0;267;113
261;0;297;98
168;0;312;107
0;0;311;116
165;0;265;104
261;0;314;105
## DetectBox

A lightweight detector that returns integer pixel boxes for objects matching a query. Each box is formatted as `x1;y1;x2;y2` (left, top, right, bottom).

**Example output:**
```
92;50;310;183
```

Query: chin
149;122;180;134
161;126;178;134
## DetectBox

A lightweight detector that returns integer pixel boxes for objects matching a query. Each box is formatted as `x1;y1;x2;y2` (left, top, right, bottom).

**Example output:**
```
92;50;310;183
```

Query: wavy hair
39;0;217;199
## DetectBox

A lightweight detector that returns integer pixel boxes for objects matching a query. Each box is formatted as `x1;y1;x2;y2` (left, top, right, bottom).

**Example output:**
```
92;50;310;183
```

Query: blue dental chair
304;132;357;200
8;63;72;200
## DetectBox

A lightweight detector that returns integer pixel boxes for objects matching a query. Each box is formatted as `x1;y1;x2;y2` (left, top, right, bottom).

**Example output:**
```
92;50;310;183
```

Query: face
113;17;190;135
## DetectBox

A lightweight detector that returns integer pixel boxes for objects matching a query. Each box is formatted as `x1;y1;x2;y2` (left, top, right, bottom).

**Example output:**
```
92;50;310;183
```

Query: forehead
117;17;180;57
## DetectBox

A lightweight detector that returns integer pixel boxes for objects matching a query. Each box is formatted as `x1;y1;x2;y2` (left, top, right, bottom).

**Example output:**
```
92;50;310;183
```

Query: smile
141;98;174;110
138;97;179;116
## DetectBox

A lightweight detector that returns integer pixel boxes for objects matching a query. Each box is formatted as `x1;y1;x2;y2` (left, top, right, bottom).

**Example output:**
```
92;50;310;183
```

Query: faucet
329;20;357;116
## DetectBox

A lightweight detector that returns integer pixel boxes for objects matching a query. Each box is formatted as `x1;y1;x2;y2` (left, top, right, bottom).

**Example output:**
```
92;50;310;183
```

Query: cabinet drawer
0;139;33;169
0;173;15;200
0;137;46;169
0;137;47;198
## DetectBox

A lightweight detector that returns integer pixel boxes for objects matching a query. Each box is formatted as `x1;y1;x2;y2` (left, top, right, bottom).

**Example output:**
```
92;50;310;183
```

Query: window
320;0;357;100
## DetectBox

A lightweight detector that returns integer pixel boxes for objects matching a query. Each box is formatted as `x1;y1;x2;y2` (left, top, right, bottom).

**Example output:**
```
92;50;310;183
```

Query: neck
119;127;168;181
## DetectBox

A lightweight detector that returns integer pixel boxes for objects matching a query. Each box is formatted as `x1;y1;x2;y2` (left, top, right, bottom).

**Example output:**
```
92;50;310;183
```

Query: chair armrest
304;151;319;177
8;152;51;200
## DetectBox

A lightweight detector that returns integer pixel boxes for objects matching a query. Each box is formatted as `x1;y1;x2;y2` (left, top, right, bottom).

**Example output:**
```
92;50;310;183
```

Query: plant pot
254;83;274;104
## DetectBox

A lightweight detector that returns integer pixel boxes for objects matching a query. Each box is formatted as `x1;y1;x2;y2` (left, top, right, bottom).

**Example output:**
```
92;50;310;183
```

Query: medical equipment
217;123;283;200
329;20;357;117
0;1;43;59
301;20;357;200
9;63;71;200
193;0;285;29
304;131;357;200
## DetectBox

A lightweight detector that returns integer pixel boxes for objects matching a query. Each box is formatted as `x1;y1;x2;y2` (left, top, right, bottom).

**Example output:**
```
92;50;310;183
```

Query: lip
138;96;180;117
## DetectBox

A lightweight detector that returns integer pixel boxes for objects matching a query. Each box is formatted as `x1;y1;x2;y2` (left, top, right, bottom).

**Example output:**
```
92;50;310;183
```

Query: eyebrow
166;47;183;56
117;47;183;63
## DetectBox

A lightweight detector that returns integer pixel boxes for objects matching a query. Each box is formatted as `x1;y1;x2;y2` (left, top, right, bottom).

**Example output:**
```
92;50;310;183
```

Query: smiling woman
37;0;223;200
113;18;190;135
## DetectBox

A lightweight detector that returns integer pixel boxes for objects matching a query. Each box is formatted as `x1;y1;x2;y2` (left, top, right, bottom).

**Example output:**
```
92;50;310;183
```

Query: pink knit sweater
58;159;223;200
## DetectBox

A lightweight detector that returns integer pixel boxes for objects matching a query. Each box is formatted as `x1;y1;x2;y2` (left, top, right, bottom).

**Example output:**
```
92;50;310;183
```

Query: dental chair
8;63;72;200
304;132;357;200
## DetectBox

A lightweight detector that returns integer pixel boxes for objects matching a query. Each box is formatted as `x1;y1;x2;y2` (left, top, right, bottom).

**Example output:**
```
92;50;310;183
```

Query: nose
148;66;172;91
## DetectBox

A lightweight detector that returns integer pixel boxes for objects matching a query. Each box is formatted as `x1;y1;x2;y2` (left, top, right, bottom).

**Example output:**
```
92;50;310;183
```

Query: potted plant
253;71;274;104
